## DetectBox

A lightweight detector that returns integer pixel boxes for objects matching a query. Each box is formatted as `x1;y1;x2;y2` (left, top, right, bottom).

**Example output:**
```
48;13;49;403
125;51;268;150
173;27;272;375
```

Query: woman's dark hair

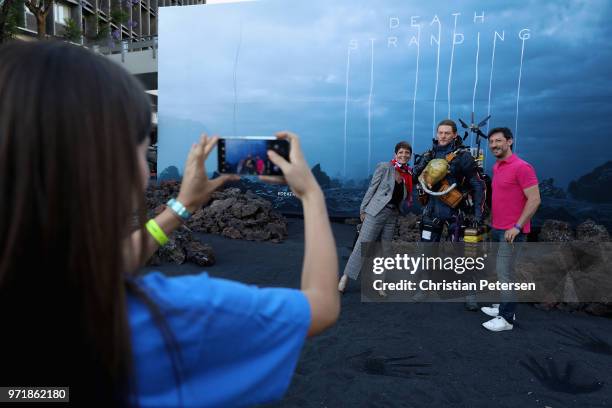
0;41;175;405
394;141;412;154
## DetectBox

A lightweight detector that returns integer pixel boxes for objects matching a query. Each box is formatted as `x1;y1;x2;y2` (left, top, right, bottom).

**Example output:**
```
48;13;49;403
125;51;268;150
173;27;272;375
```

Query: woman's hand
177;134;239;212
259;131;322;201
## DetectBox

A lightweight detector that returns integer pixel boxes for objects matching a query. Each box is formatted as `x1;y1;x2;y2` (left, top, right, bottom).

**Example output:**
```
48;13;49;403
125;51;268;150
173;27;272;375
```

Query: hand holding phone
259;131;321;201
178;134;239;212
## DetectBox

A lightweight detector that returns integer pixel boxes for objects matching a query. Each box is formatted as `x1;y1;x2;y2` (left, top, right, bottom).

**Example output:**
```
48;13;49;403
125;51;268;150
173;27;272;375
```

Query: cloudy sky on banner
158;0;612;186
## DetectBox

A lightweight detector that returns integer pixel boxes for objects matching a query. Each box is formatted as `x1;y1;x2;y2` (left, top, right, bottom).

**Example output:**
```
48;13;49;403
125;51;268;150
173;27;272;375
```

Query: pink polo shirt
492;154;538;233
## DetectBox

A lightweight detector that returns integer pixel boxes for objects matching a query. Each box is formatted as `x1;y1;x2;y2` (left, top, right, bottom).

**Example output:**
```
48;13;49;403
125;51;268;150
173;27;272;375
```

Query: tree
62;17;81;42
0;0;17;43
24;0;52;39
84;1;129;44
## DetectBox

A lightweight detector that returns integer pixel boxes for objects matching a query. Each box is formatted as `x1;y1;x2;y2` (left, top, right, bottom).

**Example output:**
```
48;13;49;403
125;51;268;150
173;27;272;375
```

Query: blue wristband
167;198;192;221
514;224;522;232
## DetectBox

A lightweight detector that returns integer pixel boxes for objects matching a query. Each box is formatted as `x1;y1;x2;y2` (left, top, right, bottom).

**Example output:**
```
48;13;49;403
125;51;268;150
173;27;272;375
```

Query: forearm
126;208;184;271
301;189;340;334
516;198;540;228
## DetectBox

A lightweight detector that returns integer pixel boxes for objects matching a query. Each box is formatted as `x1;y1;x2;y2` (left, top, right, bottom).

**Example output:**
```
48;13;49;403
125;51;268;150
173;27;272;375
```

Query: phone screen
217;137;290;176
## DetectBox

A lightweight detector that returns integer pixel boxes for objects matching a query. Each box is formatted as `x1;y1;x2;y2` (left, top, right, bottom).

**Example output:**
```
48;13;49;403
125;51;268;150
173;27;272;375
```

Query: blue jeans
491;228;525;322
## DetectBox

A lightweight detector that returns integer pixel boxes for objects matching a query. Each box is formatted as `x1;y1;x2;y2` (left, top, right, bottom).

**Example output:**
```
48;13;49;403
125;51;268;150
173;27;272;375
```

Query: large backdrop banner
158;0;612;222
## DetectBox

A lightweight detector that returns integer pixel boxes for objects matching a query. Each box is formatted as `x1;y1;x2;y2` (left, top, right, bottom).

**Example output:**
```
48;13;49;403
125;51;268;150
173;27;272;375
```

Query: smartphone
217;136;290;176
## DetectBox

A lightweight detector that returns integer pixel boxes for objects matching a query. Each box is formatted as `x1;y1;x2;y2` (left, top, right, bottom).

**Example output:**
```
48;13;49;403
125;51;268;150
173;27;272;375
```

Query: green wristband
146;219;169;246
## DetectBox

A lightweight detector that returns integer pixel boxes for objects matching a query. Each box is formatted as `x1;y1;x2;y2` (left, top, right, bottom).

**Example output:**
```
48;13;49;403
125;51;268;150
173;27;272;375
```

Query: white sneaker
482;316;513;332
481;306;499;317
338;275;348;293
481;307;516;321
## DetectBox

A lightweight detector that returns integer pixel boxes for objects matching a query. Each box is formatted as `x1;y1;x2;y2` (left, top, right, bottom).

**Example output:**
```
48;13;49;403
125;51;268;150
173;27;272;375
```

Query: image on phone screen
218;138;289;176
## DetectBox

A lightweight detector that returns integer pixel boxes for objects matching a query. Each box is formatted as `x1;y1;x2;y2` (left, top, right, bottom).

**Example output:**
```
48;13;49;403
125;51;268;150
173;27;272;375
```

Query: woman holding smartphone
0;41;339;407
338;142;413;293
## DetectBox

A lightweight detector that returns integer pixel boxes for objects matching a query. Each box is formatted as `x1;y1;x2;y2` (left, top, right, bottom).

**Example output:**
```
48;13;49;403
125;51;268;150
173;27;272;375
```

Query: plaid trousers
343;206;398;280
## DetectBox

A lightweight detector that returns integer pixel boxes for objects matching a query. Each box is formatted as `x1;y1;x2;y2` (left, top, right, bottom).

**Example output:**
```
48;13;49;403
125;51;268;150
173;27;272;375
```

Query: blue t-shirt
127;272;311;407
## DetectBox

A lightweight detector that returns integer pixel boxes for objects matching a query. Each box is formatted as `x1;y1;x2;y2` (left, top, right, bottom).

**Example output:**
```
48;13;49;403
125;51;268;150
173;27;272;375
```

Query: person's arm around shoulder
262;132;340;336
359;162;387;222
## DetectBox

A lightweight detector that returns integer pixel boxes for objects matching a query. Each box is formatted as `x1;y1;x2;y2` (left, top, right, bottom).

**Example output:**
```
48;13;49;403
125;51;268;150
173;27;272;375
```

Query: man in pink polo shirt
481;127;541;332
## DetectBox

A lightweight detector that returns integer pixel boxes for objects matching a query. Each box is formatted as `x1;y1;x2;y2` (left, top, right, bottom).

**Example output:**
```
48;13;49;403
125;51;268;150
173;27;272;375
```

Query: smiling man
413;119;486;245
412;119;486;311
481;127;541;332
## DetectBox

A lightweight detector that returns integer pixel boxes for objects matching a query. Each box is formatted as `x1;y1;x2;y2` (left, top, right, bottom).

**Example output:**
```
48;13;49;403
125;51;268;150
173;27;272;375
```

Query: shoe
338;275;348;293
481;306;499;317
481;307;516;321
482;316;513;332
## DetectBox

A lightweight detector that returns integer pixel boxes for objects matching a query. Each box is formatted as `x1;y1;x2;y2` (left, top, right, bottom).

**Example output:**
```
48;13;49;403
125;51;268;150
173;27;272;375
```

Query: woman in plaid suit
338;141;414;293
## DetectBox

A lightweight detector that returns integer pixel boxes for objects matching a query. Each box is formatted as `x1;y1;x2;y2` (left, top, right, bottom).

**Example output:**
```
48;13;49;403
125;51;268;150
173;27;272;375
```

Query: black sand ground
145;219;612;408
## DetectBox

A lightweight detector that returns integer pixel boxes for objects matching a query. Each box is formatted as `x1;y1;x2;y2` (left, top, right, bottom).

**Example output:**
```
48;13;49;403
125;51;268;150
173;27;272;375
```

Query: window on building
54;3;71;25
24;4;34;15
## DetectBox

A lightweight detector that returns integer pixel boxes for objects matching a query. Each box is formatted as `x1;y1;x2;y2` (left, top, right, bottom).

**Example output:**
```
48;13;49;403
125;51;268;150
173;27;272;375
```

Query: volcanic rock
568;160;612;203
576;219;610;242
147;226;215;267
393;213;421;242
532;219;611;317
187;188;287;243
312;164;331;189
538;178;566;199
537;220;575;242
183;240;216;266
145;180;181;213
158;166;181;182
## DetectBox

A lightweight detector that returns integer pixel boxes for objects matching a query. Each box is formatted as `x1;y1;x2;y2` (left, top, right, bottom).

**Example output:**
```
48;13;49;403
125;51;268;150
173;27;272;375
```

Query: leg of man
343;207;395;280
420;209;443;242
496;229;525;322
481;228;519;331
418;203;452;302
449;212;479;310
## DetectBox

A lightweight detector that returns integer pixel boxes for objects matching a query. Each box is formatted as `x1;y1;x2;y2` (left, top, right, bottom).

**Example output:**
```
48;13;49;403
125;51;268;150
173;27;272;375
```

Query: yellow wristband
146;219;169;246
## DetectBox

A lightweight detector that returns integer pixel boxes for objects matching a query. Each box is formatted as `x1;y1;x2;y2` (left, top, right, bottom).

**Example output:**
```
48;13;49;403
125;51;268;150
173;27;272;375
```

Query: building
16;0;205;44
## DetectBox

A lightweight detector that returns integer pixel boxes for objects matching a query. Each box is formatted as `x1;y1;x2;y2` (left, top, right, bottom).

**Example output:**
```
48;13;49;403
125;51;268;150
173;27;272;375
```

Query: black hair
395;141;412;154
488;127;513;140
0;40;181;406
